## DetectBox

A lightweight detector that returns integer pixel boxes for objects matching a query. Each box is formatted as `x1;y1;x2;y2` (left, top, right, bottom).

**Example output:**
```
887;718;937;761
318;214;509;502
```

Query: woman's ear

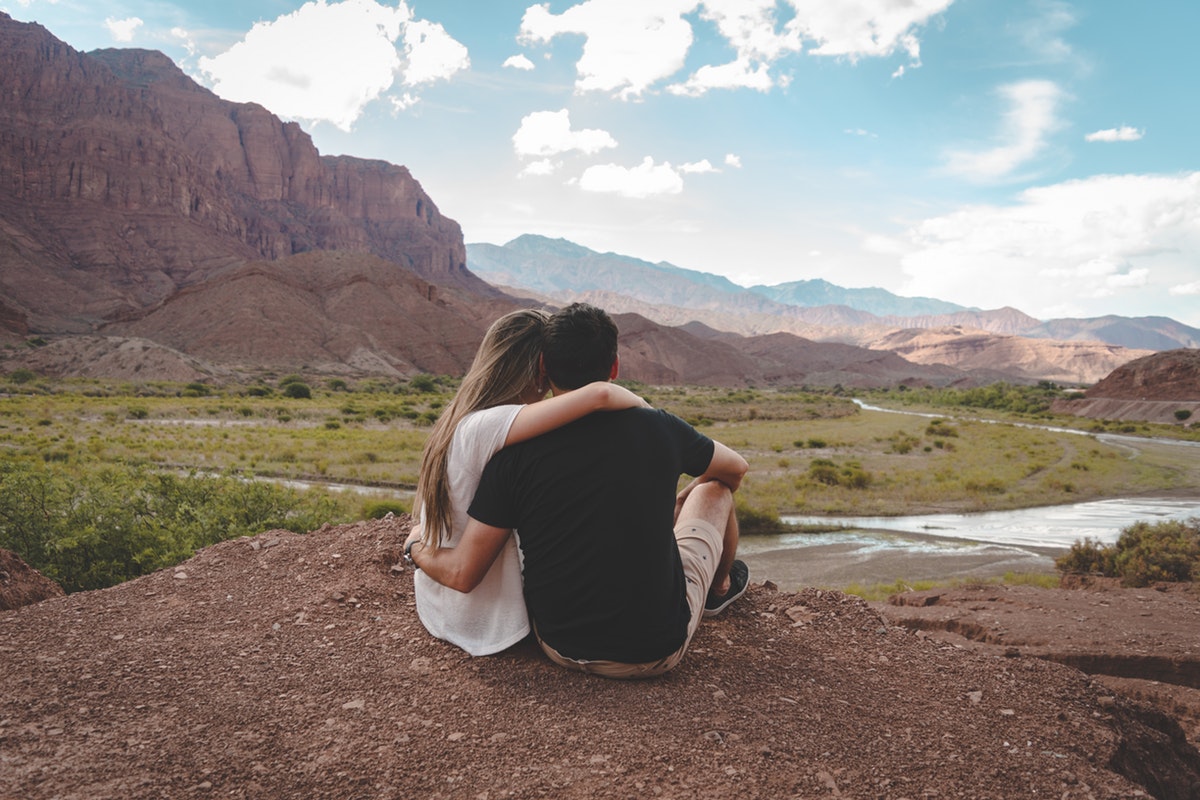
537;354;549;393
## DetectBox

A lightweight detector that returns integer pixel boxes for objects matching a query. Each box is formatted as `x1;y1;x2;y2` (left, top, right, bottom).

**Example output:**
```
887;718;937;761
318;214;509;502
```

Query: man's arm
700;440;748;491
404;519;511;593
675;441;748;521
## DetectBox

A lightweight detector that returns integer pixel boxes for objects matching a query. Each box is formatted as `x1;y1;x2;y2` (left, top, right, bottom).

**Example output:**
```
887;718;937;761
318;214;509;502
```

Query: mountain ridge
466;235;1177;383
0;13;1178;390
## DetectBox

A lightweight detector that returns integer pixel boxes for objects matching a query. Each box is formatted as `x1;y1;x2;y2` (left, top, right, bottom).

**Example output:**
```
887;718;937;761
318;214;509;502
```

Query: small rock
342;699;365;710
967;691;983;705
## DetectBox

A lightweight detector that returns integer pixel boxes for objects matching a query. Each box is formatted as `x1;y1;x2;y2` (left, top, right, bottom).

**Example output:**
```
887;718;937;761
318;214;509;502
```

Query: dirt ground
3;517;1200;799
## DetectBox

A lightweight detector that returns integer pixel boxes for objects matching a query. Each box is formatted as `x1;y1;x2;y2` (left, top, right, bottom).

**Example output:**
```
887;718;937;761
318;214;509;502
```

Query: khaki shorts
538;517;723;679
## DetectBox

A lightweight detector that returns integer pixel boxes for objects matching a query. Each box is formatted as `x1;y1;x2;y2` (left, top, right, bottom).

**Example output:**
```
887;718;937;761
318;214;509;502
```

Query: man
405;303;748;678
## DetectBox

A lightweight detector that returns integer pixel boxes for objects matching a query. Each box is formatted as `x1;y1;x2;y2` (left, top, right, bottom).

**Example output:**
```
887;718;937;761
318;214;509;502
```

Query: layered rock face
1086;348;1200;401
0;13;477;334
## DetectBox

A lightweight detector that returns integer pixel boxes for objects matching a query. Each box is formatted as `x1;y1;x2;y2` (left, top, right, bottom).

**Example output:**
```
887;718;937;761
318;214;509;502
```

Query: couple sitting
403;303;749;679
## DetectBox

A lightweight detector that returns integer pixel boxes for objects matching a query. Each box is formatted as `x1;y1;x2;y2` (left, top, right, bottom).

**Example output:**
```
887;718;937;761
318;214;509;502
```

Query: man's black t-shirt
467;407;715;663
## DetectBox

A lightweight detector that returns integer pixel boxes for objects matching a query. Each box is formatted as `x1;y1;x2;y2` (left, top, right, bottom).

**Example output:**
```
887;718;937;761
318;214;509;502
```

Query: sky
4;0;1200;326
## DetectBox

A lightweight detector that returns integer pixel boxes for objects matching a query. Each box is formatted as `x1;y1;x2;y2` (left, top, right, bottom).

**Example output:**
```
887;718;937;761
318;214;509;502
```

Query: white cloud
518;0;954;100
668;57;773;96
504;54;536;71
401;18;469;86
105;16;142;42
895;172;1200;318
724;153;742;168
680;159;717;174
579;157;684;197
1020;0;1077;62
944;80;1064;181
793;0;954;62
171;27;197;57
1169;280;1200;296
520;0;694;99
1085;126;1144;143
198;0;466;132
520;159;559;177
512;110;618;158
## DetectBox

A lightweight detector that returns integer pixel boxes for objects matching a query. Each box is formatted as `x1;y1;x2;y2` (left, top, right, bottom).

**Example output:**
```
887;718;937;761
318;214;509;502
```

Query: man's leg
674;481;748;627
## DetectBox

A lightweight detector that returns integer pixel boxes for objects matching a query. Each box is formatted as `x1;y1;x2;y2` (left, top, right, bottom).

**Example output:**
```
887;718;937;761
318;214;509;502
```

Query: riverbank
740;529;1062;591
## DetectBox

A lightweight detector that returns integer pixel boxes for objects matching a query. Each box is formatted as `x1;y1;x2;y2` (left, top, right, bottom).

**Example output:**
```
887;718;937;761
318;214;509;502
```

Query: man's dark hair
542;303;619;390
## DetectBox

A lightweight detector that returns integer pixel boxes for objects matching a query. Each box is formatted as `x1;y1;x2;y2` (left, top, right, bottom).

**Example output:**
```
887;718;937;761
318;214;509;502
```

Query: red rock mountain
0;12;486;337
0;13;1044;388
1048;349;1200;424
1086;349;1200;401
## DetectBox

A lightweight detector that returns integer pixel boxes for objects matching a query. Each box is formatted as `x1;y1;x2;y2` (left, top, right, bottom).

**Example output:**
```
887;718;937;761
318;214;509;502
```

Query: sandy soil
3;517;1200;799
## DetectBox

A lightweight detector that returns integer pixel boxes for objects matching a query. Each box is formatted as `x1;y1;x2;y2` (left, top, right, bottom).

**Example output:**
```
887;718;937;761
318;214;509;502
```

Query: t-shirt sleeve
467;450;517;530
454;405;523;464
662;410;715;477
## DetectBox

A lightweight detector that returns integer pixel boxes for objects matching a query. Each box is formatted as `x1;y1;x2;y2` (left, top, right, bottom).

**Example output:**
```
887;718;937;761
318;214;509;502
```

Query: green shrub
0;461;351;593
734;501;786;534
409;374;438;393
282;382;312;399
808;458;840;486
1056;519;1200;587
1176;409;1193;421
1055;537;1114;576
7;368;36;384
362;499;409;519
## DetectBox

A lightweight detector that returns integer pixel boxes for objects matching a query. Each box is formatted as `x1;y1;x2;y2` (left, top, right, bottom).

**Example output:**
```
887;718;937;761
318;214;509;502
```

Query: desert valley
2;10;1200;799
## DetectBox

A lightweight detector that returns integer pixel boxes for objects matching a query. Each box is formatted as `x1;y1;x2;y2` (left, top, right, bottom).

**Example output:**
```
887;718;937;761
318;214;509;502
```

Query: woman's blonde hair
413;308;549;547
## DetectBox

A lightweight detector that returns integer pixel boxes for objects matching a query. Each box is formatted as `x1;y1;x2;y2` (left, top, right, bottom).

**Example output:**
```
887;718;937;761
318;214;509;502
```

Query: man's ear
609;356;619;381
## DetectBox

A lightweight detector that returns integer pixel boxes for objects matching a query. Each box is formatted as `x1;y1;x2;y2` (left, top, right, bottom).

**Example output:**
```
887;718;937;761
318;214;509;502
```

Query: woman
409;308;646;656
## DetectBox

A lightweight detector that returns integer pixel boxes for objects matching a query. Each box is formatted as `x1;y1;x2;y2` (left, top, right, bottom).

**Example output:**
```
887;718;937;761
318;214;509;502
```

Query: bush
362;499;409;519
808;458;840;486
7;368;36;384
1056;518;1200;587
734;501;786;534
408;374;438;393
0;461;351;593
282;382;312;399
1175;409;1193;421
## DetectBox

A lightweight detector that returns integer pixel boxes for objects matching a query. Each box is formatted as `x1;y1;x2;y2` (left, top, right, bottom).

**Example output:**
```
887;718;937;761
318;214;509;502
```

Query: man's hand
407;518;511;593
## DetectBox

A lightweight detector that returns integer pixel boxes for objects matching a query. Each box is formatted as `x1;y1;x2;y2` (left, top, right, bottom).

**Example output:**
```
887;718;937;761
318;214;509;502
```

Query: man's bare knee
679;480;733;527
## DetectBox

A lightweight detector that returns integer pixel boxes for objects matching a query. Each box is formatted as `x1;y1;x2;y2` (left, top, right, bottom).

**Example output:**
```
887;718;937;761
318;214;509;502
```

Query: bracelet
403;539;418;566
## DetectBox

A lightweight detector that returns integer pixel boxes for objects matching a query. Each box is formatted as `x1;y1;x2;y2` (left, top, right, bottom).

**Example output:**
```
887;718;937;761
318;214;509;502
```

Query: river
735;401;1199;588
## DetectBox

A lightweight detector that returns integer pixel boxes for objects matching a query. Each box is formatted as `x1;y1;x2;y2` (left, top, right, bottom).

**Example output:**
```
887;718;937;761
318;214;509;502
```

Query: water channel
737;402;1199;588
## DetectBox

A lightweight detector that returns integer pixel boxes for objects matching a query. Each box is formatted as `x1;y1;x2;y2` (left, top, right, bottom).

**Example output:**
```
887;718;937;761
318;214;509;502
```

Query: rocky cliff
0;13;483;335
1085;349;1200;401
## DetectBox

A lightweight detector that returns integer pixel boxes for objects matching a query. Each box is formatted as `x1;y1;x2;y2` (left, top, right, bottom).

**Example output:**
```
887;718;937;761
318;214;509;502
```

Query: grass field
3;374;1196;592
3;376;1195;519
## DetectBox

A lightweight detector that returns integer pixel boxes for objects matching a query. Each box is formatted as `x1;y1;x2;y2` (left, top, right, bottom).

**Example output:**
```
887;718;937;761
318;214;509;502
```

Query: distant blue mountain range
466;234;1200;352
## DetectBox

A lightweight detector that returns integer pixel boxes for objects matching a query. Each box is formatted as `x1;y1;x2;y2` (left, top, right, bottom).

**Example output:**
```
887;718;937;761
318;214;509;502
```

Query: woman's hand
405;522;424;551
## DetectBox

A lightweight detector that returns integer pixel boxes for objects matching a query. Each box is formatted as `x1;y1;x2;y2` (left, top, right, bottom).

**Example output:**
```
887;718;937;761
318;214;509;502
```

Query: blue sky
4;0;1199;326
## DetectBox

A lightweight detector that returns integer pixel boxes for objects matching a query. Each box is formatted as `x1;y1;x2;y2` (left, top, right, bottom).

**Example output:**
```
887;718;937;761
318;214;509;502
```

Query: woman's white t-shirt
413;404;529;656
